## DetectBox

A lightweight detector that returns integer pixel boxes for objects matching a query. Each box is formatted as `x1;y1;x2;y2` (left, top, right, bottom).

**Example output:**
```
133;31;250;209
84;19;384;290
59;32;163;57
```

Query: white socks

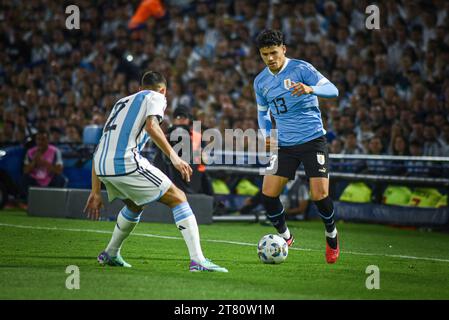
105;203;206;263
105;206;142;257
325;227;338;238
279;228;291;240
172;202;206;263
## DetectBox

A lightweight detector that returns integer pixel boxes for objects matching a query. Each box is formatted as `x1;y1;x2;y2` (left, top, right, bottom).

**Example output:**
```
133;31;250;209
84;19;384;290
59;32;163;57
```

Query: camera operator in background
153;105;213;196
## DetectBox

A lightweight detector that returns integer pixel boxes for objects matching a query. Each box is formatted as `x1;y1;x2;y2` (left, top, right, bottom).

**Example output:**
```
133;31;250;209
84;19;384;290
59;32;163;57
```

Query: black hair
409;140;422;148
346;131;357;137
255;29;284;49
36;128;49;136
140;71;167;90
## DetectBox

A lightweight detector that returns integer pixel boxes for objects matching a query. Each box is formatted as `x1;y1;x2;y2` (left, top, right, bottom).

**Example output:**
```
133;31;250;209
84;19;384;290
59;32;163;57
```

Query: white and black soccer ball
257;234;288;264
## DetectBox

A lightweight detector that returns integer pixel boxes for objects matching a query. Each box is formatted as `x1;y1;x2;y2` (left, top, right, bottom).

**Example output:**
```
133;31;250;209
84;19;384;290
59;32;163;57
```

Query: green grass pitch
1;209;449;300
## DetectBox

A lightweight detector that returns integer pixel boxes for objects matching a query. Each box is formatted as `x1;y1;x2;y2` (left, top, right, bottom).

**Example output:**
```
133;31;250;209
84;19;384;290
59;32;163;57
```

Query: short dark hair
346;131;356;137
36;128;49;137
173;105;192;119
141;71;167;90
256;29;284;49
410;140;421;148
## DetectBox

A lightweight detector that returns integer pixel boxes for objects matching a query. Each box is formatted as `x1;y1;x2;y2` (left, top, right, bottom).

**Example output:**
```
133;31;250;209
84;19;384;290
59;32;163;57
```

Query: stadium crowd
1;0;449;161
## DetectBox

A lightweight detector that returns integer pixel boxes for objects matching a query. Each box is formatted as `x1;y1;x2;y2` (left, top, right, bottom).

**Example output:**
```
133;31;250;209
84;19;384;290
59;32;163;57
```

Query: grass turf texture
1;210;448;300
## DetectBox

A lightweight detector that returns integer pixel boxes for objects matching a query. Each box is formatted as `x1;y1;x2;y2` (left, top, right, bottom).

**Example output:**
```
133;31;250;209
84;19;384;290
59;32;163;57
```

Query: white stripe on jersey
257;104;268;112
316;77;330;86
93;90;166;176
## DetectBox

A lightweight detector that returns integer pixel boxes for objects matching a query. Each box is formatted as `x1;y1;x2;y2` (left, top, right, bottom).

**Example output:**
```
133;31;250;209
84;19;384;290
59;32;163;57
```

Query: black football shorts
268;135;329;180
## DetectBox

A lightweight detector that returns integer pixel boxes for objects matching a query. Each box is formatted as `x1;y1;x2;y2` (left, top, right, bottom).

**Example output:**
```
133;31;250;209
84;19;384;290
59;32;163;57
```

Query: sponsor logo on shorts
319;168;327;173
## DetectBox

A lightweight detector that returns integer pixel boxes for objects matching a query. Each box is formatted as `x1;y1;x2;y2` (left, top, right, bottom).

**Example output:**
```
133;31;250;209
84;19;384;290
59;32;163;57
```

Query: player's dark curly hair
255;29;285;49
141;70;167;89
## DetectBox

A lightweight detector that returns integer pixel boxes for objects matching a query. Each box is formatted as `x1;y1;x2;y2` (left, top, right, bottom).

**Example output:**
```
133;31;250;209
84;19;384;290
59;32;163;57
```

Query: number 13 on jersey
271;97;288;115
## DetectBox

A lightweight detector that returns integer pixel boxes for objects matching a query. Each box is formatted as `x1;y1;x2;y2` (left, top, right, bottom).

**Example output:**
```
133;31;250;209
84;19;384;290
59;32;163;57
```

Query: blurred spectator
281;178;311;220
389;135;409;175
406;140;433;177
49;127;64;145
422;124;445;156
330;138;344;154
329;137;347;172
438;122;449;156
62;125;82;144
363;136;395;175
0;0;448;178
390;135;409;156
20;130;67;203
342;132;365;154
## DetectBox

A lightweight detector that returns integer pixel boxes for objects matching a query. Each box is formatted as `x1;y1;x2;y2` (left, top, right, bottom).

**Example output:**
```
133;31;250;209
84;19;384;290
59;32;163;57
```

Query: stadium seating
82;125;103;145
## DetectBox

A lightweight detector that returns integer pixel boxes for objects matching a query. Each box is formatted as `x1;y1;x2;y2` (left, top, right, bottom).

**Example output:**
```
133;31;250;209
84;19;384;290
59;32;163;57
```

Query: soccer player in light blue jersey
84;71;227;272
254;30;340;263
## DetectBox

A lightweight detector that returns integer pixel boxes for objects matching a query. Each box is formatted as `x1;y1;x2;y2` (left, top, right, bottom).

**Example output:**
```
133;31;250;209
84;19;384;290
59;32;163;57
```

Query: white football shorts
98;157;172;206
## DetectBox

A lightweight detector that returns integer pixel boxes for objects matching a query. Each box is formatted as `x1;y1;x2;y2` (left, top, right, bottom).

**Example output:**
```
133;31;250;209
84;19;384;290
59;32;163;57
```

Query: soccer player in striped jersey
84;71;227;272
254;30;340;263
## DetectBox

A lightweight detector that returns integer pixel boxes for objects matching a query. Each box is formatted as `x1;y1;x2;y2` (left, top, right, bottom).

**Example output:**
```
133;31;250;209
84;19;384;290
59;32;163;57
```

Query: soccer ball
257;234;288;264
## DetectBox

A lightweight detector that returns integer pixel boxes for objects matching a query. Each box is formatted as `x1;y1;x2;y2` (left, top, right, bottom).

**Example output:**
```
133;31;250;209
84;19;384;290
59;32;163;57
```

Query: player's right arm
145;115;192;182
254;78;273;150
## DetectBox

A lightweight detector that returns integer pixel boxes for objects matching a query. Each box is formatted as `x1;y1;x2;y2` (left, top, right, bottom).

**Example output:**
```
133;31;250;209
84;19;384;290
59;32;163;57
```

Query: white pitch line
1;222;449;263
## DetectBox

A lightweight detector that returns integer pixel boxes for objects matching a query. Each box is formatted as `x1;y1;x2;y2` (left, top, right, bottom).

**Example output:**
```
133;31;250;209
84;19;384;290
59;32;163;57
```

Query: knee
262;185;279;198
159;184;189;208
127;203;143;213
172;187;187;205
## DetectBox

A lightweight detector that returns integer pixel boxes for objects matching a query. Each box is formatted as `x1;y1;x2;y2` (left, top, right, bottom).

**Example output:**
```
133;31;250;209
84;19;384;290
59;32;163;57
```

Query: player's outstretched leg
160;185;228;272
99;205;143;267
261;193;294;246
314;196;339;263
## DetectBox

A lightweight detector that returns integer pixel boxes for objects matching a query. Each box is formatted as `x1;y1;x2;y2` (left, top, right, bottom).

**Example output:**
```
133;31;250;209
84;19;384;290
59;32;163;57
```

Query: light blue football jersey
254;58;330;146
94;90;166;176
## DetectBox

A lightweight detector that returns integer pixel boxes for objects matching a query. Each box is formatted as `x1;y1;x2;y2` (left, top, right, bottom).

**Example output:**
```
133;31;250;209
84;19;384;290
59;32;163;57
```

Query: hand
290;82;313;97
172;157;193;182
38;159;51;169
84;192;104;220
265;137;278;152
33;154;43;167
265;137;271;152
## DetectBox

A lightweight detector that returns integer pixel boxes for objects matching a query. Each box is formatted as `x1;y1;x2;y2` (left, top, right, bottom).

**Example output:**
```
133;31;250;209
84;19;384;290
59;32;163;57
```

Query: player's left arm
84;159;104;220
291;64;339;98
146;116;193;182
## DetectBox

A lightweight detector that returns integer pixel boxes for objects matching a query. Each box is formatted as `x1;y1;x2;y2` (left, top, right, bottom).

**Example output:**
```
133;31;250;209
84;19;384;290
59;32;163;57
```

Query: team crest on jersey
317;153;325;165
284;79;292;90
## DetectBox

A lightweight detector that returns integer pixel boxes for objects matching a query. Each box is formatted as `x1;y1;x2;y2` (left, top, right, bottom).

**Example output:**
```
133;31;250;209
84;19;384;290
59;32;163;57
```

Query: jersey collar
267;57;290;76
